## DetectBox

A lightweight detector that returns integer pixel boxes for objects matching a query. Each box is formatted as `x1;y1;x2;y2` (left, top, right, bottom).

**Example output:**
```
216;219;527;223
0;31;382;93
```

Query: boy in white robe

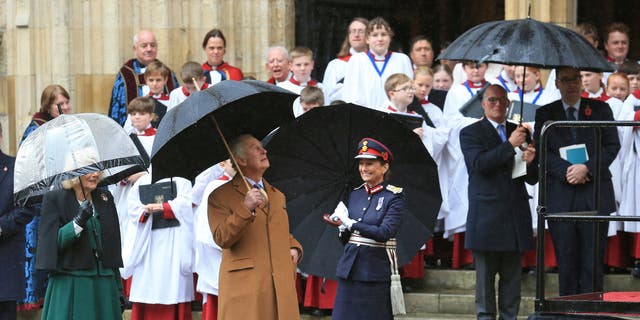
168;61;209;109
342;17;413;110
277;47;326;117
120;100;195;319
193;160;235;319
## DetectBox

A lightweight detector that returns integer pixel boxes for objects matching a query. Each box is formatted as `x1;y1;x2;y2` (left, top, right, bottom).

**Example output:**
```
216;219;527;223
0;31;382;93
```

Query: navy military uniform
332;138;406;320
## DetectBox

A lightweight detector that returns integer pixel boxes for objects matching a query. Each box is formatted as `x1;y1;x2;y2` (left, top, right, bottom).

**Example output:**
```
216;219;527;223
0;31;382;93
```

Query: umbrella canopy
150;80;297;182
437;18;614;73
264;103;442;278
14;113;146;206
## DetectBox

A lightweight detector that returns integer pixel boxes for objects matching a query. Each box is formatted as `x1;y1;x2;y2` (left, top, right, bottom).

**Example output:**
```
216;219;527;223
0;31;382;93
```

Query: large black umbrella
264;103;441;278
437;17;614;126
150;80;297;182
437;18;614;73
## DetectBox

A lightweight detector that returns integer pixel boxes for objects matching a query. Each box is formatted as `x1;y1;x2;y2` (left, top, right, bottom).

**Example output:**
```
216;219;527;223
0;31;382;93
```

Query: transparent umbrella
14;113;147;206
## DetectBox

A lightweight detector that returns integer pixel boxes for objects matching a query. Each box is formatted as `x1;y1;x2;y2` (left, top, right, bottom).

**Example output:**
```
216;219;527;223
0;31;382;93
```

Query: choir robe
194;174;232;320
323;48;360;103
123;174;195;309
168;83;210;109
441;81;492;268
618;97;640;259
489;69;518;93
342;51;413;110
109;127;156;245
277;77;326;118
507;87;557;268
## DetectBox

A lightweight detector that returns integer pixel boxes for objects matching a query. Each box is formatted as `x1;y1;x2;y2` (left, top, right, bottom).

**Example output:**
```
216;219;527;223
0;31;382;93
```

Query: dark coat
460;119;536;252
335;182;406;282
533;98;620;215
36;188;122;271
0;151;34;301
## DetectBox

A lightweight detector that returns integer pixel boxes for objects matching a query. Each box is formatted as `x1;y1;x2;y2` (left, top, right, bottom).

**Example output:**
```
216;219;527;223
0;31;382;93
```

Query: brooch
101;193;108;201
584;105;592;117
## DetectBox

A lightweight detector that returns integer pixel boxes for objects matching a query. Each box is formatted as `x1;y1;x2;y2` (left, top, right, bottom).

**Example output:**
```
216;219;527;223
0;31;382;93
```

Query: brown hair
618;61;640;76
384;73;412;96
202;29;227;48
300;86;325;106
575;23;599;44
127;97;156;115
367;17;394;38
337;17;369;58
607;72;630;88
410;35;433;52
290;46;314;62
39;84;70;114
604;22;631;42
414;66;434;78
180;61;205;84
144;61;170;80
433;64;453;77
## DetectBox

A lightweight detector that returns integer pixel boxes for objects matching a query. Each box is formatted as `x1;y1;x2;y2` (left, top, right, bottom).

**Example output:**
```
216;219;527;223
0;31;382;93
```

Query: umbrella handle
193;78;201;91
208;114;269;203
322;213;343;227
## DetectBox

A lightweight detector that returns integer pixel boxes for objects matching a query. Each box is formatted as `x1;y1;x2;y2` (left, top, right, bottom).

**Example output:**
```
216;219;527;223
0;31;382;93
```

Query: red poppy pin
584;105;592;117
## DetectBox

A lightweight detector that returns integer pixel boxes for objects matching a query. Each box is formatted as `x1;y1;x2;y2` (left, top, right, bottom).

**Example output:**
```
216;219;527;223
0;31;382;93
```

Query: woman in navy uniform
330;138;406;320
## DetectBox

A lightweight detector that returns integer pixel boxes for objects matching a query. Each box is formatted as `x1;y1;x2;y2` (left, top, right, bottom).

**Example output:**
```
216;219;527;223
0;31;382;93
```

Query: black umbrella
264;103;441;279
437;17;614;125
150;80;297;182
437;18;614;73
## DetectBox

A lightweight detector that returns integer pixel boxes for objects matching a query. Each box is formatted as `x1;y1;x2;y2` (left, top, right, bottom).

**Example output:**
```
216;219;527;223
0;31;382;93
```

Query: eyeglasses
557;76;580;84
484;97;505;103
349;29;366;36
393;86;416;93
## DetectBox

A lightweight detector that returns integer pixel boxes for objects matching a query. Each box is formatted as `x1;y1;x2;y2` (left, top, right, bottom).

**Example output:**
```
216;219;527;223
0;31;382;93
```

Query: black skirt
332;278;392;320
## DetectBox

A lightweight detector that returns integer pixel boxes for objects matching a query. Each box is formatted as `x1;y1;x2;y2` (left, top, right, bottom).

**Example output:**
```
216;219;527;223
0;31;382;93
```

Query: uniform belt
348;234;396;248
347;233;405;314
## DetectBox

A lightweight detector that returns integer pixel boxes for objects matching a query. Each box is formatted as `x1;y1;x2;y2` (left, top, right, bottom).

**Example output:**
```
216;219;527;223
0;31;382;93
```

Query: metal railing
536;120;640;314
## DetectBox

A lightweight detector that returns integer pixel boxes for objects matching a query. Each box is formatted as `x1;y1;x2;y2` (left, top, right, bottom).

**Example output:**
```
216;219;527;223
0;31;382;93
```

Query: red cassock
303;275;338;309
130;302;192;320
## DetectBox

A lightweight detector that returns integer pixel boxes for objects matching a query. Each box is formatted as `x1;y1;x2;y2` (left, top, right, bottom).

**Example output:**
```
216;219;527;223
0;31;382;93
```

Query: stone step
404;291;536;316
420;269;640;296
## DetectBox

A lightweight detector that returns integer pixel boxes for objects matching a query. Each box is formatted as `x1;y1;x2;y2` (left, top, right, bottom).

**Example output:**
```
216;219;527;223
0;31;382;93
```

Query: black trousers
549;219;607;296
0;301;17;320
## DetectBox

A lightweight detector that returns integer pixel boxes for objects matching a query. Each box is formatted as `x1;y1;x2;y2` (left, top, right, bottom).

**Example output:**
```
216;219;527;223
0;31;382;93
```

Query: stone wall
0;0;294;155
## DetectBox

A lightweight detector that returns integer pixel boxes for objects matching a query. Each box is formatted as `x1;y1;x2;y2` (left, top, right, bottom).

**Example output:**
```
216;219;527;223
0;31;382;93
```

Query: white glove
329;201;356;230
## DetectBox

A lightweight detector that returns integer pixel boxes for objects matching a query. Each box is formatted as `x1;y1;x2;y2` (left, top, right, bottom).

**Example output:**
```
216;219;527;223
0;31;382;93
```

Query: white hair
264;46;290;61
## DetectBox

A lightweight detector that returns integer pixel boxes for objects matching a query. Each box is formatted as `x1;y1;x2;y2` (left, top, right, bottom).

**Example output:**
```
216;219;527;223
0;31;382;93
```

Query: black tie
567;106;577;140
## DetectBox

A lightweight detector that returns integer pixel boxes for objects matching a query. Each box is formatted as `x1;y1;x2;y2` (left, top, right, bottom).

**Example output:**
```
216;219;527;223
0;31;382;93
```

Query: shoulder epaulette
386;184;403;194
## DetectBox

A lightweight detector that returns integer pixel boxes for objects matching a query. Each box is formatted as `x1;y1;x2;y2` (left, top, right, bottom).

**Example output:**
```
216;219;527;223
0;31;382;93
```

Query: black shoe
191;300;203;311
310;308;332;317
631;262;640;278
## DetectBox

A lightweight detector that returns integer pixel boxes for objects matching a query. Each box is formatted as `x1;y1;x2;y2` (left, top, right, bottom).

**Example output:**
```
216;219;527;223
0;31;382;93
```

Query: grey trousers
473;250;523;320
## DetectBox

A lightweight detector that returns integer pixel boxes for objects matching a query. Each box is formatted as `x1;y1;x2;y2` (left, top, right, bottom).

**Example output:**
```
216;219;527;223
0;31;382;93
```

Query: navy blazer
533;98;620;215
0;151;34;301
460;119;536;252
335;182;406;282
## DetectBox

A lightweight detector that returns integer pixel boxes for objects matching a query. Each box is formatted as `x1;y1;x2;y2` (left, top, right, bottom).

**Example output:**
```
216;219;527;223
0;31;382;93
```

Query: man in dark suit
534;67;621;296
0;123;34;320
460;84;537;320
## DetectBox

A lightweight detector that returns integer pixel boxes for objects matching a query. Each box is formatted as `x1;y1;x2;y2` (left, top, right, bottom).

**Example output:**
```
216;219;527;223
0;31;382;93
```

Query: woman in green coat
36;168;123;320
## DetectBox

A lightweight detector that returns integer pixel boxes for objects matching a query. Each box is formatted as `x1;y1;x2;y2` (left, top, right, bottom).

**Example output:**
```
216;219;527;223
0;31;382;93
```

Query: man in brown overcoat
208;134;303;320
